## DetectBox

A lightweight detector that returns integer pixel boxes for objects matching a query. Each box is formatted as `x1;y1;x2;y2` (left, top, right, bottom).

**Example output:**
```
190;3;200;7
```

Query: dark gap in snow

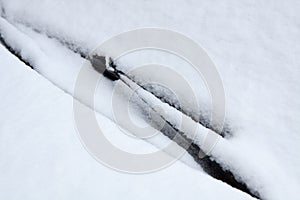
120;72;232;138
0;33;34;69
2;20;259;198
15;20;232;138
12;19;232;138
120;74;260;199
146;110;259;199
115;68;234;138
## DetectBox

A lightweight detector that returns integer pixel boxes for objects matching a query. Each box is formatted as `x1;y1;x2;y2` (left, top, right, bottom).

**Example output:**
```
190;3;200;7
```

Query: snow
1;0;300;199
0;44;252;200
0;16;204;167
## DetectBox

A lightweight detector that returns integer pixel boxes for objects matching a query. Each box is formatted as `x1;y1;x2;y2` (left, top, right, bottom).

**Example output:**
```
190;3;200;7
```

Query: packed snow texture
0;42;252;200
1;0;300;199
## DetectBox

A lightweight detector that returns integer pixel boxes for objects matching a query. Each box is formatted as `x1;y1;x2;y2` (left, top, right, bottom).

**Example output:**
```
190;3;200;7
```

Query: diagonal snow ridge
0;15;217;157
119;71;232;137
3;4;300;197
1;14;232;139
0;41;256;200
0;15;262;198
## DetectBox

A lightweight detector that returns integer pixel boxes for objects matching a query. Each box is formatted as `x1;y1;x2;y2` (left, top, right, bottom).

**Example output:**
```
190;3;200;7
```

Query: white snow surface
1;0;300;199
0;43;252;200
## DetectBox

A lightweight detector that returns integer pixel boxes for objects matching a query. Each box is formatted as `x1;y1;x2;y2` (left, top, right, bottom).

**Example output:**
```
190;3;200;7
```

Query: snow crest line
9;16;231;138
0;16;259;198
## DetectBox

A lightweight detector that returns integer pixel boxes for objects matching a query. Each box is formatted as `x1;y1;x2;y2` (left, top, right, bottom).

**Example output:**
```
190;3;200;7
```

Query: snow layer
1;0;300;199
0;44;253;200
0;16;204;168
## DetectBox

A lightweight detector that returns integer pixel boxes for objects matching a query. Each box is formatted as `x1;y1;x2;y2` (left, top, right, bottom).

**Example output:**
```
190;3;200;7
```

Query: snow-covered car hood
0;0;300;199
